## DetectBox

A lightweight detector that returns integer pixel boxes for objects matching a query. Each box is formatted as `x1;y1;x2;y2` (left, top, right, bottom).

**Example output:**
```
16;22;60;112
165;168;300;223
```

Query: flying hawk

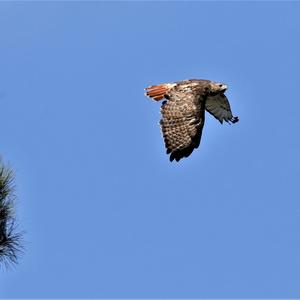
145;79;239;162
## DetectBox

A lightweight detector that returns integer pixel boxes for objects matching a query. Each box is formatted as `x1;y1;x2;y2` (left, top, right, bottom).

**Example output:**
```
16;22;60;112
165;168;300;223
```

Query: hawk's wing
145;83;205;162
205;94;239;124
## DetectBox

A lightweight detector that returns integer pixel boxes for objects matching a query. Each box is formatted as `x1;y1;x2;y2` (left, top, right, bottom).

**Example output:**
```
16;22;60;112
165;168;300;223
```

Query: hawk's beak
220;84;227;93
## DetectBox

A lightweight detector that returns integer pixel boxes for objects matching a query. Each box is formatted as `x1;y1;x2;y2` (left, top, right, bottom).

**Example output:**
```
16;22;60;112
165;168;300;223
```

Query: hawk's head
208;82;227;95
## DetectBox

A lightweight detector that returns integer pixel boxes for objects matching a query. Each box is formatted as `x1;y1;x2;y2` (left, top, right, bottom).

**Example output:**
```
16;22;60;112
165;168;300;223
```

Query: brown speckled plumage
145;79;239;162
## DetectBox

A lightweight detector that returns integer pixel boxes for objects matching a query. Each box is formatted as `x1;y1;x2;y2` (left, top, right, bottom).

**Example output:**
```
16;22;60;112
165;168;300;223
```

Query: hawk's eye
218;84;223;87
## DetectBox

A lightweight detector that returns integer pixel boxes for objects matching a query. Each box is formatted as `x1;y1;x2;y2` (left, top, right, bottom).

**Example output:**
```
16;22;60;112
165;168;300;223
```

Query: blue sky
1;1;300;298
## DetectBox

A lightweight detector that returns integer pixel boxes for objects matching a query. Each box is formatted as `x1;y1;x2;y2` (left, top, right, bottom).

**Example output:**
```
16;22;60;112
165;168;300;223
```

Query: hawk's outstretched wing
205;94;239;124
145;83;206;161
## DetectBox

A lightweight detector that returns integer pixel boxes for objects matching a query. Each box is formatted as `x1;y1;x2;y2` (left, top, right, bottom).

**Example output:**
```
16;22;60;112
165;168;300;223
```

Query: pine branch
0;161;22;268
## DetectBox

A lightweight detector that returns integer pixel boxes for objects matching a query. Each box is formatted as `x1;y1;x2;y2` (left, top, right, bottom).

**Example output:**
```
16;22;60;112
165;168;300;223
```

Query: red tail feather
144;83;175;101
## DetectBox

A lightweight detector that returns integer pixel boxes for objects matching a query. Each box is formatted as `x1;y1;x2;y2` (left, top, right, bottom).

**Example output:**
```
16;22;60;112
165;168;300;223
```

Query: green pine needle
0;161;22;268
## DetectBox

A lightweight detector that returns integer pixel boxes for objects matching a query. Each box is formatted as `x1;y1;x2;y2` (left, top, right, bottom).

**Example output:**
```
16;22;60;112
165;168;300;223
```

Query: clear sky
1;1;300;298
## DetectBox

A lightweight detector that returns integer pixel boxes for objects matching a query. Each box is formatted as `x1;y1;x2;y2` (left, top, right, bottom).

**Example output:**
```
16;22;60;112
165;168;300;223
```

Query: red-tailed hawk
145;79;239;162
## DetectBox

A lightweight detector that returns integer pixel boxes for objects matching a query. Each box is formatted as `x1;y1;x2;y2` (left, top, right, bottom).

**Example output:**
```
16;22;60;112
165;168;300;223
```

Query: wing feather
160;88;205;162
205;94;239;124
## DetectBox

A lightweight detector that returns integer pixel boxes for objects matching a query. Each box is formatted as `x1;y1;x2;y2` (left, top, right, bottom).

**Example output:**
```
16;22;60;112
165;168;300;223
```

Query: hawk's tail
144;83;175;101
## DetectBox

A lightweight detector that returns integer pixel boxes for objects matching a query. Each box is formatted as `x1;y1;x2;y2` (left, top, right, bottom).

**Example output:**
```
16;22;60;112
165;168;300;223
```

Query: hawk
145;79;239;162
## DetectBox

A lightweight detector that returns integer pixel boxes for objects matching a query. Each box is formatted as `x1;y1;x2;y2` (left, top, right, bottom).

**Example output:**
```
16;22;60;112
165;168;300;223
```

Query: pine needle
0;161;22;268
